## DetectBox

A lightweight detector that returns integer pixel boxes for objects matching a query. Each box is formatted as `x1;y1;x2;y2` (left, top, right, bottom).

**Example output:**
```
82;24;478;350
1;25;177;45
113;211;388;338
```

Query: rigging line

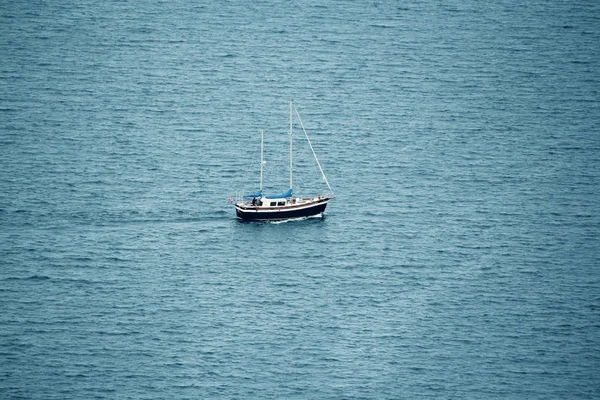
293;106;334;195
260;129;264;191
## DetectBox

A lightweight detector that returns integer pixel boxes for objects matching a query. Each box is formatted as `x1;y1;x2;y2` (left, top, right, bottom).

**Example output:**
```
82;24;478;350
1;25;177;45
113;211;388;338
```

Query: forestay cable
294;106;334;195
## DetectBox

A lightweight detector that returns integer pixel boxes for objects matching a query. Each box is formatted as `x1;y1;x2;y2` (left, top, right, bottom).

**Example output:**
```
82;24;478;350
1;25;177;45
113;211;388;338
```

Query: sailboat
233;101;334;222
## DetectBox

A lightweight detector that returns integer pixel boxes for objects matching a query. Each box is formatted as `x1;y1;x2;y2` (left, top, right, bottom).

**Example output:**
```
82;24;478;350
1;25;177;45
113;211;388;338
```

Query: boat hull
235;199;329;222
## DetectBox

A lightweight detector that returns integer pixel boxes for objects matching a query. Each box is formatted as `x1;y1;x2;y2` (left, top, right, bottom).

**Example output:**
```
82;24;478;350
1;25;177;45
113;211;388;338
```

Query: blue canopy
265;188;293;199
243;190;262;198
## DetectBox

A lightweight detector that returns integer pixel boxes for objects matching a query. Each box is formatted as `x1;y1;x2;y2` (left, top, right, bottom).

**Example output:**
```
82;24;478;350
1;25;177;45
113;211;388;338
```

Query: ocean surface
1;0;599;398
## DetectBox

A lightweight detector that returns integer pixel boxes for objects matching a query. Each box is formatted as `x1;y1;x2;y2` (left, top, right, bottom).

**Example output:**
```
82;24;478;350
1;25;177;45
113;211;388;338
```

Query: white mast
260;129;264;191
289;100;293;190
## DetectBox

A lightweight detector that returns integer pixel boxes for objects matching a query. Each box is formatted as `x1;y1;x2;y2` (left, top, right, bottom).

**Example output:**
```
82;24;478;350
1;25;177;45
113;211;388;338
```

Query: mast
260;129;264;191
289;100;293;190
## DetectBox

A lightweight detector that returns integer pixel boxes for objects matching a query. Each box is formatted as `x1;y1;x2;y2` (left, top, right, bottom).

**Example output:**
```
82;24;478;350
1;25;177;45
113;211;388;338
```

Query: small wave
272;282;299;287
26;275;51;281
370;23;395;29
55;277;98;285
4;275;51;281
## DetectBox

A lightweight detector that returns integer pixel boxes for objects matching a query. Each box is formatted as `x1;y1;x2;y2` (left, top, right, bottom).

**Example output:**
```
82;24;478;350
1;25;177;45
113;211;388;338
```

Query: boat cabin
245;195;324;209
264;198;287;207
247;196;288;207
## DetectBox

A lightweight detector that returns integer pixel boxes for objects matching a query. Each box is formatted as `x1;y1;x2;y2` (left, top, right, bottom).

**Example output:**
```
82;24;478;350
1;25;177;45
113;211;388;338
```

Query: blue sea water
1;0;599;398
